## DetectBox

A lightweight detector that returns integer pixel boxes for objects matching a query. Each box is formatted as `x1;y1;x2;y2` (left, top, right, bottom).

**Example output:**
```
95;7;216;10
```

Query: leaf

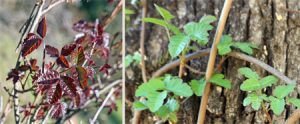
125;55;133;67
133;101;148;111
165;98;179;112
238;67;260;80
61;76;77;96
50;102;67;118
269;96;285;115
288;98;300;108
233;42;257;55
199;15;217;24
259;76;278;89
209;73;232;89
49;83;62;104
273;84;295;99
169;112;178;123
77;46;85;66
240;78;260;91
100;46;110;60
168;34;190;58
164;76;193;97
61;43;77;56
35;70;60;85
243;93;262;110
21;33;43;57
147;91;168;112
99;64;111;75
135;78;164;97
56;55;70;68
154;4;174;21
37;16;47;38
155;105;170;120
142;18;180;34
45;45;59;57
132;52;142;64
217;35;233;55
143;18;168;27
76;66;88;89
189;78;206;96
184;16;215;45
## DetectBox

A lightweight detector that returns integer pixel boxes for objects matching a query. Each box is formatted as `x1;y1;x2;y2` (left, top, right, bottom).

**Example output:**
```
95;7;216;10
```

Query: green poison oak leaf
259;76;278;89
233;42;258;55
142;18;180;34
240;78;260;91
239;67;278;91
209;73;231;89
169;112;177;123
135;78;164;97
147;91;168;112
164;76;193;97
77;46;85;66
288;98;300;108
125;54;133;68
154;4;174;21
273;84;295;99
76;66;88;89
21;33;43;57
238;67;260;80
155;98;179;122
184;15;216;45
269;96;285;115
243;93;262;110
133;101;148;111
189;78;206;96
168;33;190;58
217;35;233;55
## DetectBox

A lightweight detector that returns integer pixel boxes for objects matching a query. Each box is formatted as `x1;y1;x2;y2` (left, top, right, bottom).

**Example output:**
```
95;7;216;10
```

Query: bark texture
126;0;300;123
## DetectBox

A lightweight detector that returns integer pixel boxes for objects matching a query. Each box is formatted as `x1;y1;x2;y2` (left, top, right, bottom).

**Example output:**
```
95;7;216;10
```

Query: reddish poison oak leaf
56;55;70;68
74;93;81;107
37;16;47;38
61;43;77;56
45;45;59;57
30;59;39;71
100;47;110;60
49;83;62;104
7;69;21;83
50;102;67;118
99;64;111;75
77;46;85;66
76;66;88;89
61;76;77;96
35;69;60;85
21;33;43;57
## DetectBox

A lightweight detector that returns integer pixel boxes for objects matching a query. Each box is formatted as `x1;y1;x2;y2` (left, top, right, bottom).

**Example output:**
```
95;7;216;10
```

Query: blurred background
0;0;122;123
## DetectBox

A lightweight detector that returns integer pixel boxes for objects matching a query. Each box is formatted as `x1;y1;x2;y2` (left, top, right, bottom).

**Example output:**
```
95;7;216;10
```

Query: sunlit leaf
76;66;88;89
21;33;43;57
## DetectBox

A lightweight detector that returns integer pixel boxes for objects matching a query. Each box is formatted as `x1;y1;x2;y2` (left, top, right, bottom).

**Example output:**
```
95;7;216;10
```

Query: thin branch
184;64;205;75
140;0;148;83
94;80;122;95
41;106;54;124
102;0;123;29
41;0;65;15
0;99;11;124
91;88;115;123
285;109;300;124
197;0;233;123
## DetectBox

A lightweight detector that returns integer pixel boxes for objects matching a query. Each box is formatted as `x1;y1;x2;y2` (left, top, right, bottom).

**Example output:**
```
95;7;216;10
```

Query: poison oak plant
132;4;298;123
1;0;122;123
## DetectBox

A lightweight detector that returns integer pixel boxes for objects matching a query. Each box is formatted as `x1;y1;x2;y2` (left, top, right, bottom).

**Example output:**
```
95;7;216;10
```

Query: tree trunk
125;0;300;123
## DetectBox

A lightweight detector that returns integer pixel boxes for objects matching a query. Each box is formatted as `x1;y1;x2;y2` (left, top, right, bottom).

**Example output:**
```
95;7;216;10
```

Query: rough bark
126;0;300;123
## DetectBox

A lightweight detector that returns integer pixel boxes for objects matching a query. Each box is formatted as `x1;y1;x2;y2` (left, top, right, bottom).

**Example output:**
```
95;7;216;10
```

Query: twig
41;106;54;124
41;0;65;15
184;64;205;75
285;109;300;124
102;0;123;29
140;0;148;83
0;99;11;124
152;49;210;78
91;88;115;123
94;79;122;95
261;102;273;124
197;0;233;123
